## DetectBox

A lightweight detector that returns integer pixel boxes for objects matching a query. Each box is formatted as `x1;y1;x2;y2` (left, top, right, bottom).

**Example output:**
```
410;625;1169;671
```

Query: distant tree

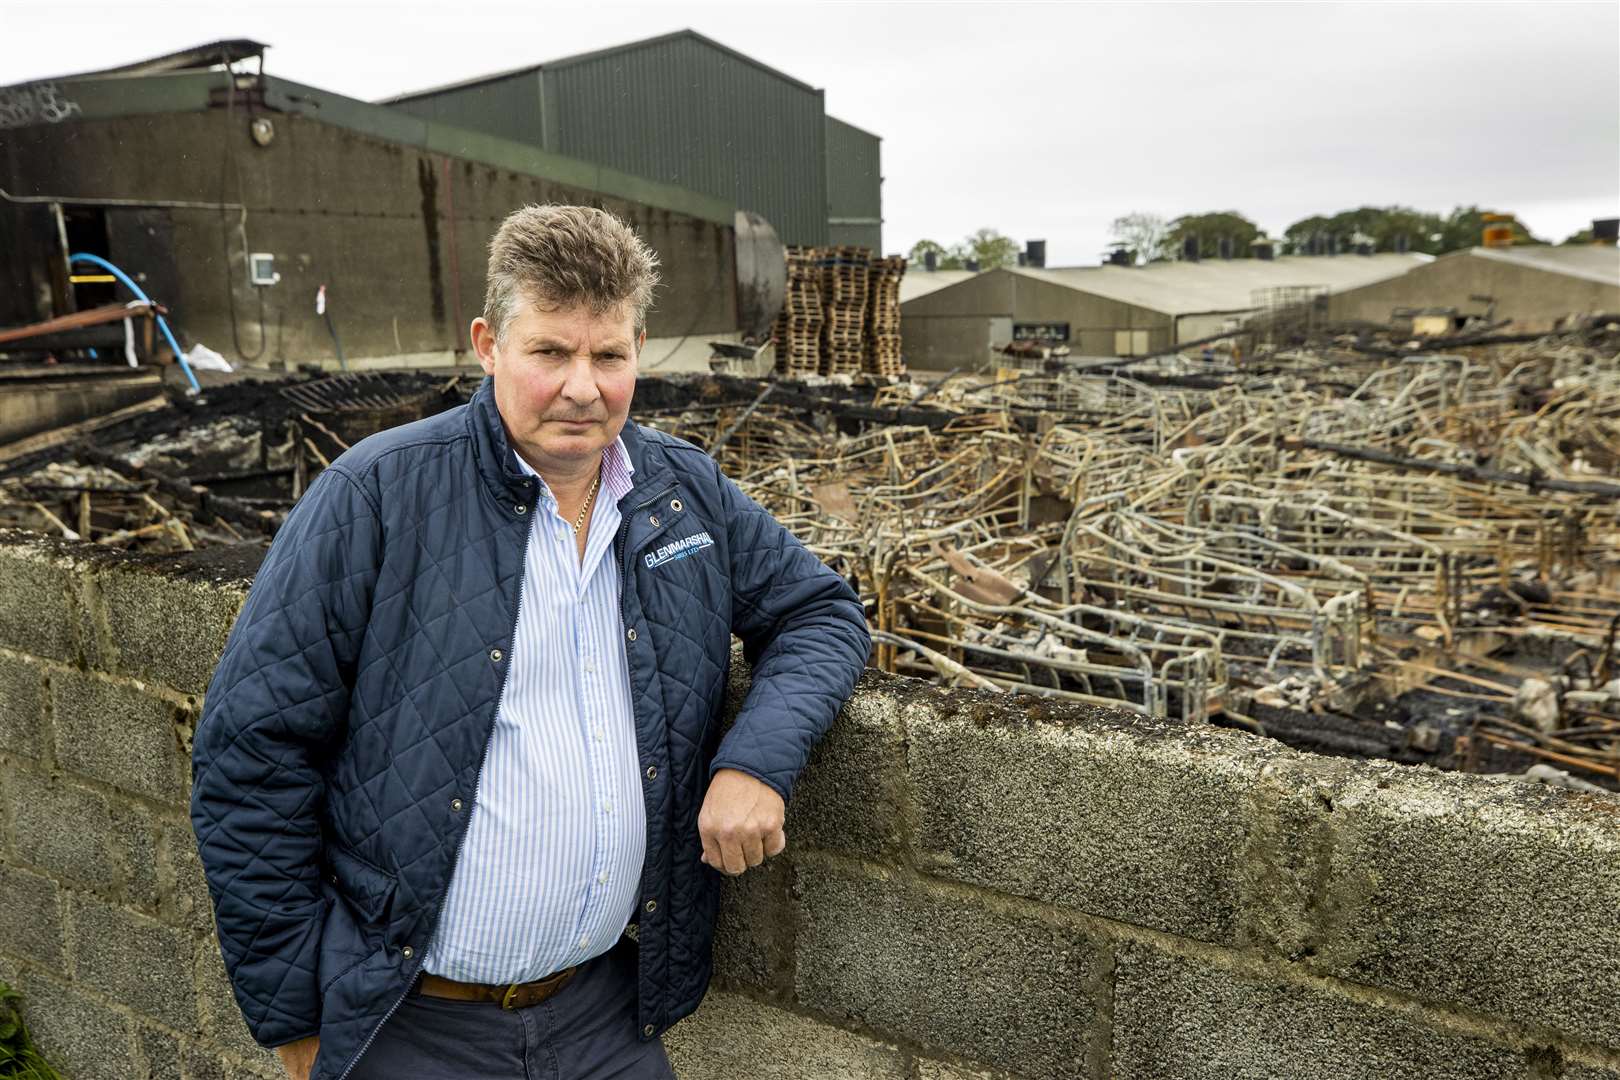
958;228;1020;271
1109;212;1172;263
1167;211;1262;259
1283;206;1447;255
1439;206;1544;250
1280;205;1546;255
907;238;962;269
909;229;1023;271
1562;226;1595;245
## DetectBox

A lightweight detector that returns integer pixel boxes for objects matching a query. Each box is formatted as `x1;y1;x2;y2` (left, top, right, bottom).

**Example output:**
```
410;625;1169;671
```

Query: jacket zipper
335;497;538;1080
613;481;675;1038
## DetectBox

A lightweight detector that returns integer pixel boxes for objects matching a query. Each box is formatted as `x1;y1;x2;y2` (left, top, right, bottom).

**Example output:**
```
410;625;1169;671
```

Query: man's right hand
275;1035;319;1080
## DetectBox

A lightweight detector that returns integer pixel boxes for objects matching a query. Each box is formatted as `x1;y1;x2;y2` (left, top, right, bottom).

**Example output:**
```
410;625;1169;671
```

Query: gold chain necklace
572;469;602;534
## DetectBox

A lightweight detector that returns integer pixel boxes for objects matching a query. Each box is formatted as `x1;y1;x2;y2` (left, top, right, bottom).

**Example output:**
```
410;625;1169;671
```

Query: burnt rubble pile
7;317;1620;782
651;318;1620;786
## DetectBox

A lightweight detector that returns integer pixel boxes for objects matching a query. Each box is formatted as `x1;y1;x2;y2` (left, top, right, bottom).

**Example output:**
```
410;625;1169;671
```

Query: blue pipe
68;252;201;394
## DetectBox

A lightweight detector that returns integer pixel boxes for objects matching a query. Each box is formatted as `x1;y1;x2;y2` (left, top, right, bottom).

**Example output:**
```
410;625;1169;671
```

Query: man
191;205;870;1080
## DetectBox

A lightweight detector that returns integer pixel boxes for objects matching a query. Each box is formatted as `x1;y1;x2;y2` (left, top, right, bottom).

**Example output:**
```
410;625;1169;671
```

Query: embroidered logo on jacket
644;531;716;569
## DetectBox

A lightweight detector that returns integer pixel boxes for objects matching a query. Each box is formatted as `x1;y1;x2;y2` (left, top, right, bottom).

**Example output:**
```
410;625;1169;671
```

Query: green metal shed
385;30;835;247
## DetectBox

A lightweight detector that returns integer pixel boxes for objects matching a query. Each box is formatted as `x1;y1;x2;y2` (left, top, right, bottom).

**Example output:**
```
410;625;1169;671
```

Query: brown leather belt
416;964;580;1010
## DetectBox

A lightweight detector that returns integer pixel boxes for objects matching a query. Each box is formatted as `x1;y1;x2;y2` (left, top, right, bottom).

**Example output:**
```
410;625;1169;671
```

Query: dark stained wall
0;108;736;368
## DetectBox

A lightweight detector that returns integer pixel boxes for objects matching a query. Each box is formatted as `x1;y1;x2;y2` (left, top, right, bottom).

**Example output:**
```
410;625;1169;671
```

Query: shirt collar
510;436;635;506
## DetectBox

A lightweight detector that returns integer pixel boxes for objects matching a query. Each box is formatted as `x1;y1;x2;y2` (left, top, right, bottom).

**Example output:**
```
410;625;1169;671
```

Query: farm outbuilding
1327;244;1620;330
0;40;742;372
384;30;883;252
900;253;1429;369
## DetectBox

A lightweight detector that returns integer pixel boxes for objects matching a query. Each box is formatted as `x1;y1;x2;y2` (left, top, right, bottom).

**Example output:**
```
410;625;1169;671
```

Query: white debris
1513;677;1561;733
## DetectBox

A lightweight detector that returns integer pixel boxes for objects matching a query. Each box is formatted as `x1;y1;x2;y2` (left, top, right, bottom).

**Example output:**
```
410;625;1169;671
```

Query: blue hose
68;252;202;394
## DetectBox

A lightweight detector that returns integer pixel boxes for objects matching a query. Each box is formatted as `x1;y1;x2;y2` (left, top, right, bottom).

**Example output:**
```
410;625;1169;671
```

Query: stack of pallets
863;255;907;377
818;246;870;376
772;247;825;378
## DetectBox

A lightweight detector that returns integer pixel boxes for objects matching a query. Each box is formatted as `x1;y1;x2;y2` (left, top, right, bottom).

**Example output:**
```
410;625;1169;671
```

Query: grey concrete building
901;254;1430;370
0;41;742;372
1327;245;1620;330
384;30;883;252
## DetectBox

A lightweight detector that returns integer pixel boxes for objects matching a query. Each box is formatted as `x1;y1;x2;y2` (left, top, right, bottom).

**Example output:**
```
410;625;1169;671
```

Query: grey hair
482;204;662;342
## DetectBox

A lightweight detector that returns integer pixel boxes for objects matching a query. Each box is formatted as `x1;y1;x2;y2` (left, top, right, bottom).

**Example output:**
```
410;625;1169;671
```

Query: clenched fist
697;768;786;875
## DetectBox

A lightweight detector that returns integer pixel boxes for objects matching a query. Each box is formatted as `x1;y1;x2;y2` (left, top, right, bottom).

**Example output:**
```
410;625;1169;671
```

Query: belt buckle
500;982;521;1010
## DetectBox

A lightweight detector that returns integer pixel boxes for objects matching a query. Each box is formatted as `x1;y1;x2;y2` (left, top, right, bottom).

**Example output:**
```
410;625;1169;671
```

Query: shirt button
585;659;596;673
602;800;613;813
644;899;657;914
594;728;605;742
489;648;503;663
598;871;609;885
450;798;464;812
401;945;414;959
645;766;657;780
626;628;637;641
579;935;590;950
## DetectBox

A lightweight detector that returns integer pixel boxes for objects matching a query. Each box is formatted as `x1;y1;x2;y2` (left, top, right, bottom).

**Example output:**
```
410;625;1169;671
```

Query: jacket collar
467;376;672;508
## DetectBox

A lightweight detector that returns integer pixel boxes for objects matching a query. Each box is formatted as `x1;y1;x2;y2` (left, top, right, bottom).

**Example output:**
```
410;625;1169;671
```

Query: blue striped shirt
422;438;645;983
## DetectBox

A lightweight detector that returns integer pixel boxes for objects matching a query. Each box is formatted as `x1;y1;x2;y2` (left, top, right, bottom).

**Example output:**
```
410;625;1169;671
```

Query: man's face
472;295;643;477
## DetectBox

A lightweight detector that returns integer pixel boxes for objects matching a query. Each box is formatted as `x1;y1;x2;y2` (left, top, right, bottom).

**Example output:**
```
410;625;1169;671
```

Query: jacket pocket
325;843;398;926
317;844;397;995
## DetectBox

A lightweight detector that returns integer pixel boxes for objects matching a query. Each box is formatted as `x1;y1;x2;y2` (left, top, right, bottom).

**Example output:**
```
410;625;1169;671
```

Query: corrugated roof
1007;253;1431;316
900;269;978;303
1467;245;1620;287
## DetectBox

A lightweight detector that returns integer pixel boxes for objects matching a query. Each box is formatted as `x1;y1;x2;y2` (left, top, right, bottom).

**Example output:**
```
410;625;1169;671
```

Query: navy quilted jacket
190;377;870;1079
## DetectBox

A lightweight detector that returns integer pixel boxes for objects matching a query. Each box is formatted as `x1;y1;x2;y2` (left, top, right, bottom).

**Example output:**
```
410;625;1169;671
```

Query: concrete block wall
2;529;1619;1079
0;533;279;1079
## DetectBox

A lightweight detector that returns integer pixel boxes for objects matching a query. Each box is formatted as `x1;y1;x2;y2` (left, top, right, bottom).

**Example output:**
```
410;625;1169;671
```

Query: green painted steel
541;33;828;246
387;71;543;147
382;32;836;247
825;116;882;252
48;72;218;119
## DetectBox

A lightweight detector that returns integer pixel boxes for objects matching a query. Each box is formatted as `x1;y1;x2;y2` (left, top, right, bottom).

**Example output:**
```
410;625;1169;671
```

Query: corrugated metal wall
388;71;544;147
540;35;829;246
825;116;882;252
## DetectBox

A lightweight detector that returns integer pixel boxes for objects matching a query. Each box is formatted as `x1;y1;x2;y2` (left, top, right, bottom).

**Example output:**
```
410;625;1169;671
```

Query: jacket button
643;1024;655;1037
670;498;682;512
450;798;464;812
490;648;503;663
649;514;660;527
401;946;414;959
514;504;528;515
644;899;657;914
626;628;637;642
645;766;657;781
329;873;337;885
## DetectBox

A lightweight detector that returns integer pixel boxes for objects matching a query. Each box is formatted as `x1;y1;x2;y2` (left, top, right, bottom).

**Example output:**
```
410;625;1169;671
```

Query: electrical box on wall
248;253;280;286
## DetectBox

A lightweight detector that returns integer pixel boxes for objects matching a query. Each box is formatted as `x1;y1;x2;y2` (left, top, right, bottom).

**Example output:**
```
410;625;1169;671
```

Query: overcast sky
3;0;1616;265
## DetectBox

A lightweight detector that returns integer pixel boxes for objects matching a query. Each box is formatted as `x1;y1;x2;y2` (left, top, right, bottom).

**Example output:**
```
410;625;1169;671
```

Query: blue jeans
349;939;676;1079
